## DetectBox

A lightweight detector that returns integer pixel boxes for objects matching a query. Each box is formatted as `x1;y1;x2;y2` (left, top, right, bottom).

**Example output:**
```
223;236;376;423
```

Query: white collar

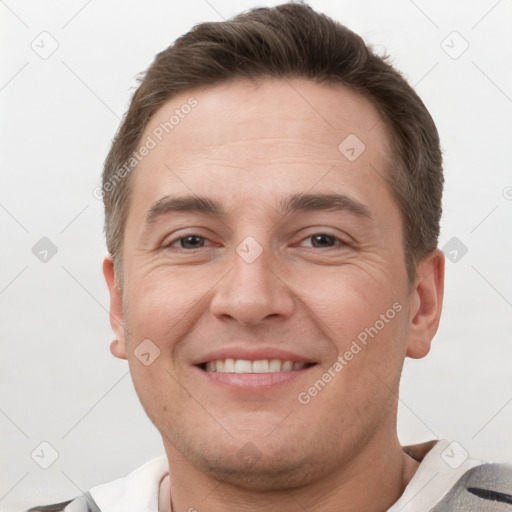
387;439;483;511
89;455;168;512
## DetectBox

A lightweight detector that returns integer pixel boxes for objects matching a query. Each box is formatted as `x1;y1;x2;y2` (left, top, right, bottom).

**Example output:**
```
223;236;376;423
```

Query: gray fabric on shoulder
24;492;101;512
431;463;512;511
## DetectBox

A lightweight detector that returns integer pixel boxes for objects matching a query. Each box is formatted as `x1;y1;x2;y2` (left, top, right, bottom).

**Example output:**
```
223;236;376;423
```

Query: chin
200;453;321;492
173;432;329;492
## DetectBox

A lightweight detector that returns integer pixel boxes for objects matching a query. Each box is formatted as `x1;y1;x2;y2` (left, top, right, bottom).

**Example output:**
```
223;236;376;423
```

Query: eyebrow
144;192;373;225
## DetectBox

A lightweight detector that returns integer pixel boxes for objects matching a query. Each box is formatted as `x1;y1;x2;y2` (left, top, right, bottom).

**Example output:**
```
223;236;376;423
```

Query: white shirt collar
89;455;169;512
387;439;483;511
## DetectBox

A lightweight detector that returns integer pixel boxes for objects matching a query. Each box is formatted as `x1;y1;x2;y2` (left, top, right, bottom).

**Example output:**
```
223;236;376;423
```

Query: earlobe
103;255;127;360
405;249;445;359
110;339;127;359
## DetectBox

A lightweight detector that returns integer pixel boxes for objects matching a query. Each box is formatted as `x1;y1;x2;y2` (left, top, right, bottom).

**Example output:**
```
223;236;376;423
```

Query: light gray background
1;0;511;511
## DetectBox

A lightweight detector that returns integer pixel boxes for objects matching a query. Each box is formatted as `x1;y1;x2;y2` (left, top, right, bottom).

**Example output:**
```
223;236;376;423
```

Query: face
104;78;443;489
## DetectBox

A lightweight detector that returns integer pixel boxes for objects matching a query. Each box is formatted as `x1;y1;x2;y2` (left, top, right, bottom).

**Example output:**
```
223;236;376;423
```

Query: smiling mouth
198;359;317;373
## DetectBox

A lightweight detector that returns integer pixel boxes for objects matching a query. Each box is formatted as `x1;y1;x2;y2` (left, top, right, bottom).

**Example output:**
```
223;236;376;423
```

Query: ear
103;255;127;360
405;249;445;359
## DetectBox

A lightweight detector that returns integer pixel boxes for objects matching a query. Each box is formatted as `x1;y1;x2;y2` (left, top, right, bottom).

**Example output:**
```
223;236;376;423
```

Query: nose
209;239;295;327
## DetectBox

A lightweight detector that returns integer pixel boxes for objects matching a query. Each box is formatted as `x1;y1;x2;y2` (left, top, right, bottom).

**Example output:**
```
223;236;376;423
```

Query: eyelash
164;232;350;250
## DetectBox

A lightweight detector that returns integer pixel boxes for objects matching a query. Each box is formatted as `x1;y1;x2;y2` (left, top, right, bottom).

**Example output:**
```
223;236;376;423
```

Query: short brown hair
102;1;443;286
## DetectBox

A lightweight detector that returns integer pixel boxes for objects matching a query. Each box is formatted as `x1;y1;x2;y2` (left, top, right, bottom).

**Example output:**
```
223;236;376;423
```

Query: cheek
293;264;402;340
121;267;222;412
293;264;408;393
124;267;214;348
127;356;193;439
122;281;194;427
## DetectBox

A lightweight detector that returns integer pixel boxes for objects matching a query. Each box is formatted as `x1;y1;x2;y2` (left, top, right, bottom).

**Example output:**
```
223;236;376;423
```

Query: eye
300;233;348;248
166;234;209;250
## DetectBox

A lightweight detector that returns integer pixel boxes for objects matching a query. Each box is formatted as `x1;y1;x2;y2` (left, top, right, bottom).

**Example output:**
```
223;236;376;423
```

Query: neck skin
163;433;420;512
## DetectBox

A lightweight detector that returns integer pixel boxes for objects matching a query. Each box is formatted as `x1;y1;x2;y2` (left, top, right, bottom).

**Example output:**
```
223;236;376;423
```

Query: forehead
144;77;387;158
129;77;394;218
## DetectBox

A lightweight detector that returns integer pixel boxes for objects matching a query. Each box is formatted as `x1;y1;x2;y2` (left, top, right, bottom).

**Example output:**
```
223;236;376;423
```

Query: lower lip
195;365;316;391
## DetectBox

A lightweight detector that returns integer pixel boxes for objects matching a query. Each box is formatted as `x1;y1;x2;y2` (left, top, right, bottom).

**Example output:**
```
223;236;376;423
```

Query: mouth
197;358;317;373
192;348;319;391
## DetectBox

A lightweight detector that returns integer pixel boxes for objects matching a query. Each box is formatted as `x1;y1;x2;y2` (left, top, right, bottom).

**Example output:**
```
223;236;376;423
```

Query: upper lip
192;346;318;366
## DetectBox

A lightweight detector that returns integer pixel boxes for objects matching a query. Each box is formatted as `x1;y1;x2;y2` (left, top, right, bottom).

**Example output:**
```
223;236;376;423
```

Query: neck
163;432;420;512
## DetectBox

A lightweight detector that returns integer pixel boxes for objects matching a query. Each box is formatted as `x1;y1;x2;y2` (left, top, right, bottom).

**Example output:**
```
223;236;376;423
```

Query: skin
103;77;444;512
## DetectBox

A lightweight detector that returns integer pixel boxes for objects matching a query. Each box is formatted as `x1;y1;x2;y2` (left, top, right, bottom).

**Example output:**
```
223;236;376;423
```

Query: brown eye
178;235;204;249
177;235;205;249
300;233;349;249
309;234;337;248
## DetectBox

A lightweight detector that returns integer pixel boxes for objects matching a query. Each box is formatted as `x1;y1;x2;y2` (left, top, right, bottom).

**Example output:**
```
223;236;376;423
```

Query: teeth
269;359;282;372
252;360;269;373
234;359;252;373
282;361;293;371
204;359;309;373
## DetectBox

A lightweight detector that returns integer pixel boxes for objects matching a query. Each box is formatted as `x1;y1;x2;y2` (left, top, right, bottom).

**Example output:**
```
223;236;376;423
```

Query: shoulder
24;493;101;512
25;500;73;512
23;456;168;512
432;462;512;511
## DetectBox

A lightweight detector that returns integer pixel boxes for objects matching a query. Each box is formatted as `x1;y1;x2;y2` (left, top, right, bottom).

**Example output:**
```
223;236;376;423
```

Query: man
26;2;511;511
